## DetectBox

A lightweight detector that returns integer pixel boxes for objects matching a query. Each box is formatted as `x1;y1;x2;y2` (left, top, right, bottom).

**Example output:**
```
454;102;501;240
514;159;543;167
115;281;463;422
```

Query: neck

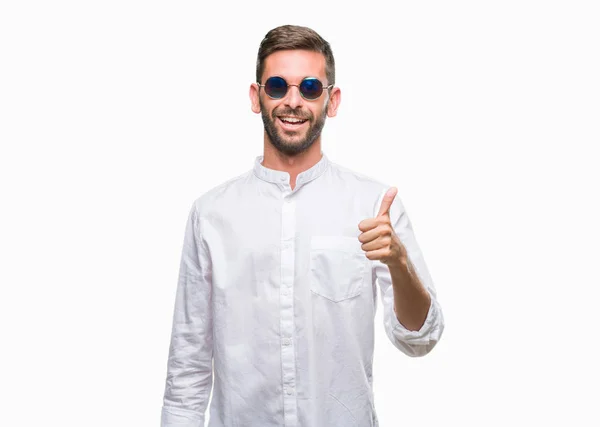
261;136;323;172
261;135;323;190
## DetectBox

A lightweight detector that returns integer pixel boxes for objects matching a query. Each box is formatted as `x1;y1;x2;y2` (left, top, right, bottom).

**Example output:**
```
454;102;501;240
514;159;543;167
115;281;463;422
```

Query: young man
161;24;444;427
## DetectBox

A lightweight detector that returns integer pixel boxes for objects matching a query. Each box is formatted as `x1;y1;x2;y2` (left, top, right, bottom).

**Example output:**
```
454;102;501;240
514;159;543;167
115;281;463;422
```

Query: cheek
307;107;321;121
316;100;330;118
259;97;276;116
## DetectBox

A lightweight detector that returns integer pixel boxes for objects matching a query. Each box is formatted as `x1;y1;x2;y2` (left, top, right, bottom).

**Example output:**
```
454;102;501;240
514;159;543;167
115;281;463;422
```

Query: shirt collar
253;151;330;186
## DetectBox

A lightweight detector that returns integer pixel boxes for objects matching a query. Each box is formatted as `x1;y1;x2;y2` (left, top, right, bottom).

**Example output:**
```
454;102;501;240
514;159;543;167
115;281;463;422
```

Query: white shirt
161;151;444;427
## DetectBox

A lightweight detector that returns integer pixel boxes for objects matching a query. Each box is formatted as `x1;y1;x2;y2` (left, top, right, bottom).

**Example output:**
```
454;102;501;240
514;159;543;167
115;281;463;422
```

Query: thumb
377;187;398;217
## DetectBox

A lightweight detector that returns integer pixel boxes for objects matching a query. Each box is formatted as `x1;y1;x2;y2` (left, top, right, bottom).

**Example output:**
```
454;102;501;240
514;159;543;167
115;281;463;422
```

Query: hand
357;187;407;266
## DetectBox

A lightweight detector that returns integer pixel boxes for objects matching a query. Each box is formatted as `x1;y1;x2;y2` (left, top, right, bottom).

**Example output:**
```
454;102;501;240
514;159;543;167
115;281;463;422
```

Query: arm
372;188;444;357
161;201;214;426
389;255;431;332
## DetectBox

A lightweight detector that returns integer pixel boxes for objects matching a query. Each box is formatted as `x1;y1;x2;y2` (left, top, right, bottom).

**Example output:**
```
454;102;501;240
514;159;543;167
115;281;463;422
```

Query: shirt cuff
390;293;438;346
161;405;204;427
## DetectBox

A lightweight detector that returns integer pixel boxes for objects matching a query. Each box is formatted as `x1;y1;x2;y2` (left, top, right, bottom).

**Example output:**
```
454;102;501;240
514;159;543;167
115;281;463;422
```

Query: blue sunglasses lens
299;78;323;100
264;77;287;99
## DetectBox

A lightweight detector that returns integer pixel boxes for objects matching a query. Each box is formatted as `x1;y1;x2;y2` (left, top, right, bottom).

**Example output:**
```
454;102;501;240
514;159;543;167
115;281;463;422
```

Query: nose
284;84;303;110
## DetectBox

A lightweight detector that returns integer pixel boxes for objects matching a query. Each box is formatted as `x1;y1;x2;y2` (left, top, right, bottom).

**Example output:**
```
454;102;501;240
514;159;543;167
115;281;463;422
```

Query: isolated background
1;1;599;425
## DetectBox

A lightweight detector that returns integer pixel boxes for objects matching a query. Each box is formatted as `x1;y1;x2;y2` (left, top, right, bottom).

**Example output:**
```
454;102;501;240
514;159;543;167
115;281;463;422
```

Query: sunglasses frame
257;76;334;101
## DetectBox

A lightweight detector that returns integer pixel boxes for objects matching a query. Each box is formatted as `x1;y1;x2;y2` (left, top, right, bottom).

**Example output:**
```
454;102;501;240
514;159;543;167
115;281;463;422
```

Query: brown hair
256;25;335;86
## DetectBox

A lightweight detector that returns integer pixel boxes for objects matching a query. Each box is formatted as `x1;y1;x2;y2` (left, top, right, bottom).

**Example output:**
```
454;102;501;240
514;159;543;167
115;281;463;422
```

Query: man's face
250;49;340;156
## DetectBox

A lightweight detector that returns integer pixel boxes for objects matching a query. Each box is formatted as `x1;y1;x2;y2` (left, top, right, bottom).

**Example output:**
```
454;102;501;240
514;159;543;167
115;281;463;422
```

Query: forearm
389;257;431;331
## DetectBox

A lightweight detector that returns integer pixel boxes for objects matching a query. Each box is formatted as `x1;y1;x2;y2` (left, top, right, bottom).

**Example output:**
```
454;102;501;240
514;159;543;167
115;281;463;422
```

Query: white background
1;1;599;426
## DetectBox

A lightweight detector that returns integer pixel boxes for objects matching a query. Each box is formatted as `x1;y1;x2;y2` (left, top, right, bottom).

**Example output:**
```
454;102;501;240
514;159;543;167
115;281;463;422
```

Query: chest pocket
309;235;366;303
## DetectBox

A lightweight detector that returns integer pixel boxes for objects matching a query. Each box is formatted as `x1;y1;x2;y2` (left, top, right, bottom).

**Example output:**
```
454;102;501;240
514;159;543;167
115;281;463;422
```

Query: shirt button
283;289;289;296
286;387;293;395
283;338;291;346
280;176;286;181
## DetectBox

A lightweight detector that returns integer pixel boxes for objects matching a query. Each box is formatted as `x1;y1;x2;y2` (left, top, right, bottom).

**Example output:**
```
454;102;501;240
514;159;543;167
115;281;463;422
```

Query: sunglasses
258;76;334;100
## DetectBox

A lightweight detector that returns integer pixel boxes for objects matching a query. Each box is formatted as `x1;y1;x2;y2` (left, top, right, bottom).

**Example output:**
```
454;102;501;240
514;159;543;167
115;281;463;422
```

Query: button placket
280;191;298;425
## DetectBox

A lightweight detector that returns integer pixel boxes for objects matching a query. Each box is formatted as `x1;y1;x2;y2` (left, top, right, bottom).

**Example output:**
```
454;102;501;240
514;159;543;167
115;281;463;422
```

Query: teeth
280;117;306;123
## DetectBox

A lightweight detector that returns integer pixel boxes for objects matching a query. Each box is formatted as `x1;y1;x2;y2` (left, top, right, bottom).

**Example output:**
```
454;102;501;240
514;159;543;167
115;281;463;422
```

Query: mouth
277;116;309;131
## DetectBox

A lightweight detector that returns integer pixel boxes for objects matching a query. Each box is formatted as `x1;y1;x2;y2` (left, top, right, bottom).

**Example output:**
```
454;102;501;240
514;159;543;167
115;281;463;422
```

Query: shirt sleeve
161;201;214;426
372;188;445;357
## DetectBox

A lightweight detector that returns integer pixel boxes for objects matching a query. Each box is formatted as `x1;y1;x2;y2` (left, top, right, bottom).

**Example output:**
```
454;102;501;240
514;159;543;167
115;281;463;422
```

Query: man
161;24;444;427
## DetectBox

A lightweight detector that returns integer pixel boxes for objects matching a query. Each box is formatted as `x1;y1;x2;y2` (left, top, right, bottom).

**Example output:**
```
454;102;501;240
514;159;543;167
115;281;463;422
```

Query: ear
326;86;341;118
249;83;261;114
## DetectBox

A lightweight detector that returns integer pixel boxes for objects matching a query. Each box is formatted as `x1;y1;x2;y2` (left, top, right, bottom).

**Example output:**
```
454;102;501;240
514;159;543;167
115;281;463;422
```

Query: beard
260;98;328;156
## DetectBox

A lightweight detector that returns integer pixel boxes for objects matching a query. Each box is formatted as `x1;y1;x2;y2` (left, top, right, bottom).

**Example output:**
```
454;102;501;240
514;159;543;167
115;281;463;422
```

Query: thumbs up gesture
358;187;408;267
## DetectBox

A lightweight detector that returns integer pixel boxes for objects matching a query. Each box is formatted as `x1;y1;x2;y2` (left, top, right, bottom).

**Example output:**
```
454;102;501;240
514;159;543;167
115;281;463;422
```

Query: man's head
250;25;341;156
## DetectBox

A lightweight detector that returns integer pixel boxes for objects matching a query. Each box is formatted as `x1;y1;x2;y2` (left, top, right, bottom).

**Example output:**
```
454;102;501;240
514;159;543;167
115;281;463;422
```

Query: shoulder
190;170;253;218
328;159;392;195
328;159;407;218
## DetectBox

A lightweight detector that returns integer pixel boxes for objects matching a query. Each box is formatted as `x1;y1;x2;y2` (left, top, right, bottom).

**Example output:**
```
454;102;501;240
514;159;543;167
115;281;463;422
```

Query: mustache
273;108;312;120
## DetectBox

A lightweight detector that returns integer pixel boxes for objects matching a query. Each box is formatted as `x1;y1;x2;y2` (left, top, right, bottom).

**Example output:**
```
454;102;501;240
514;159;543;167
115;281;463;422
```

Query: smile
277;116;308;130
